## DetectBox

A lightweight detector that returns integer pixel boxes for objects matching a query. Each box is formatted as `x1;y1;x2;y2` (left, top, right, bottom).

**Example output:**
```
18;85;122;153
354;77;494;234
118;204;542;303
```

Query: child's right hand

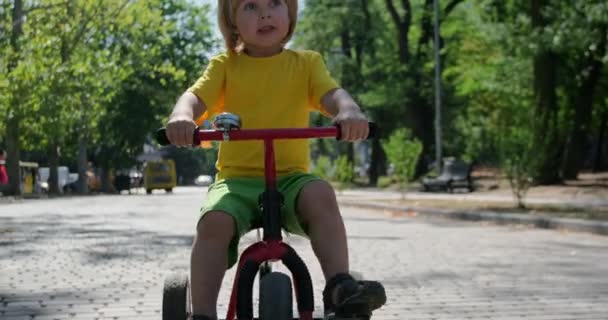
166;114;198;147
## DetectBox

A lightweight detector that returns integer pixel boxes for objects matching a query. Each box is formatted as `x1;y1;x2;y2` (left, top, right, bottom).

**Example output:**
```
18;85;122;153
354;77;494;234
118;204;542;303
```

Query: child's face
235;0;290;53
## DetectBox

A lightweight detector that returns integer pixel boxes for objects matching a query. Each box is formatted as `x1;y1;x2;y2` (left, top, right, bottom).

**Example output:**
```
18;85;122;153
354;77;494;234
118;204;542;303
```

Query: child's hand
166;114;198;147
333;107;369;141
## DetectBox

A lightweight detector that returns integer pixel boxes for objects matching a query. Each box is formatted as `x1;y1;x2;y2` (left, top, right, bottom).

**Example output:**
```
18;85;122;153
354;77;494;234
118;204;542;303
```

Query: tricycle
156;113;379;320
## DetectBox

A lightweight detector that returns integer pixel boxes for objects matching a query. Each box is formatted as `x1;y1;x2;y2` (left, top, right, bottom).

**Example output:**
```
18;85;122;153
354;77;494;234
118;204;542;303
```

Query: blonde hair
218;0;298;52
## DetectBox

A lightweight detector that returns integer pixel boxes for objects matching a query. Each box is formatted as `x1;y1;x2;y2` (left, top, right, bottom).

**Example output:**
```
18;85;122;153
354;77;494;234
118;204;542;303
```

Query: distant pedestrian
0;149;8;185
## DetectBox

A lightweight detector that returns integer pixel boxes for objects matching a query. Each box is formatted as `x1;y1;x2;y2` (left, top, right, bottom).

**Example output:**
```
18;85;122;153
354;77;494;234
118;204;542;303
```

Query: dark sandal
190;315;216;320
323;273;387;319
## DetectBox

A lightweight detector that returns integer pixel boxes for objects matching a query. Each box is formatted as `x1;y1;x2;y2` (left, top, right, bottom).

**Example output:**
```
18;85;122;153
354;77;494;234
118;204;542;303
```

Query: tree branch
65;1;108;59
385;0;402;28
24;1;69;14
444;0;465;18
401;0;412;30
416;0;433;59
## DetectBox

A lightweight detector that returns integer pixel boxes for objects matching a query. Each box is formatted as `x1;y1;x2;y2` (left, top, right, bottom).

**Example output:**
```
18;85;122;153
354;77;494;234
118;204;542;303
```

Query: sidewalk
336;187;608;236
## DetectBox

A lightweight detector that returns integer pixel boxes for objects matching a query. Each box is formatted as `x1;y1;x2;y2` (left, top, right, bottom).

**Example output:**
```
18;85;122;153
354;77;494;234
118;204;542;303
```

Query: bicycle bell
213;112;241;141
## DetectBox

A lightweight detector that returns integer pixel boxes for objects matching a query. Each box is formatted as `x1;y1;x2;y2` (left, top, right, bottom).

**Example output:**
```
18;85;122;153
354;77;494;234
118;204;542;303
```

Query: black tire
165;188;173;193
259;272;293;320
163;272;190;320
146;189;152;194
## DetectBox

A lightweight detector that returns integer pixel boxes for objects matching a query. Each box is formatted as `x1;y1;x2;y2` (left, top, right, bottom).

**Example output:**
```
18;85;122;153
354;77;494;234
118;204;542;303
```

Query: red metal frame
195;127;336;320
195;127;338;142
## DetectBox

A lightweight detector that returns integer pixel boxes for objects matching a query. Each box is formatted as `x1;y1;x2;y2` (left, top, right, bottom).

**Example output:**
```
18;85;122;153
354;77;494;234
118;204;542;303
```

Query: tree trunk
5;0;24;196
77;135;89;194
384;0;411;63
100;164;113;193
369;137;387;186
48;144;60;195
5;117;21;196
562;26;606;179
77;94;89;194
531;0;562;185
407;94;435;177
594;108;607;172
339;29;356;167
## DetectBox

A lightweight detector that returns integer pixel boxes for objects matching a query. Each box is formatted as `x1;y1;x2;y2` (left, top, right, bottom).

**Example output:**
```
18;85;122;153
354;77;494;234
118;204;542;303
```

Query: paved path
1;187;607;320
338;189;608;210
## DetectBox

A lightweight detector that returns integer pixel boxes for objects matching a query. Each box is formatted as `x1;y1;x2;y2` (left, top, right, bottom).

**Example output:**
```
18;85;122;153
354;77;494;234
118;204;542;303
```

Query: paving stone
1;187;607;319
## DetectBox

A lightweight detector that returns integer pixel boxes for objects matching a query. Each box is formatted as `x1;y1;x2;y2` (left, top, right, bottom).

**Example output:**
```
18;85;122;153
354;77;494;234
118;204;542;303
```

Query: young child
165;0;386;319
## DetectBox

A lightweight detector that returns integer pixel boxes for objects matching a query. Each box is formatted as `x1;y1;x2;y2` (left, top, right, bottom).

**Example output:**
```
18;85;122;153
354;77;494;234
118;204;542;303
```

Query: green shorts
200;172;322;269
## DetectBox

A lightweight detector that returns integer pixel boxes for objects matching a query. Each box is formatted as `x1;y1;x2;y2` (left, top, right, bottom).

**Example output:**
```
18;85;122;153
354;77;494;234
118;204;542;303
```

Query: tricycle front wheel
259;272;293;320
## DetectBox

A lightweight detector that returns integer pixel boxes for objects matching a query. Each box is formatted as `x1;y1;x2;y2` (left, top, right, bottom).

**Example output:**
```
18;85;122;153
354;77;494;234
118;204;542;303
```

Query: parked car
194;175;214;186
143;160;176;194
39;166;75;193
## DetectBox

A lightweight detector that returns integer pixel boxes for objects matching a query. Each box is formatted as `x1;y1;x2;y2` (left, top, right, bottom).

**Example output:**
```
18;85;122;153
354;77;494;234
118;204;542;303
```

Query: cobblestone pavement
1;187;608;320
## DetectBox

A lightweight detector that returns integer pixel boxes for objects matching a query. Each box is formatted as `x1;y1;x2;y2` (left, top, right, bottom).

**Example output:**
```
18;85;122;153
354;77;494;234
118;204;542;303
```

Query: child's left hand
333;107;369;141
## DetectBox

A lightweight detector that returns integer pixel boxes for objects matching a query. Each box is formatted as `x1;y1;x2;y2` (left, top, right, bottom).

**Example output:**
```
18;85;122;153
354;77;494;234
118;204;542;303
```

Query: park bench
422;157;474;193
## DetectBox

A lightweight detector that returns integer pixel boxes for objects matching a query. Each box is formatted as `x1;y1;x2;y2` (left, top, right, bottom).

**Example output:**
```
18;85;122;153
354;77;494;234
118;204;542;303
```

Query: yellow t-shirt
188;49;339;179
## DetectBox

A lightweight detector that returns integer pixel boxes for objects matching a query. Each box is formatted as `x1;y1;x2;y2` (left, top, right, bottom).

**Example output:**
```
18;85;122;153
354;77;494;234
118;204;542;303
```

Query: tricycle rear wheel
162;272;190;320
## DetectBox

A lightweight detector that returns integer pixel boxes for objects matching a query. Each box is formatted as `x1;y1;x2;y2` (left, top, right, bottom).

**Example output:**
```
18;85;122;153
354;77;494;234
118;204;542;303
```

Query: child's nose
259;9;271;19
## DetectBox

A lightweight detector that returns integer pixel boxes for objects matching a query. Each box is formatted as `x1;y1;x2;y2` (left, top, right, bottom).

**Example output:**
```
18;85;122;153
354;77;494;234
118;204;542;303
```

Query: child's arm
320;88;369;141
166;92;207;146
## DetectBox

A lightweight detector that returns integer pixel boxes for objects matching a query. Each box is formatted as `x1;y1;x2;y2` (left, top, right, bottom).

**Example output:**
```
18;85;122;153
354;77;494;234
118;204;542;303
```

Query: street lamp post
433;0;443;172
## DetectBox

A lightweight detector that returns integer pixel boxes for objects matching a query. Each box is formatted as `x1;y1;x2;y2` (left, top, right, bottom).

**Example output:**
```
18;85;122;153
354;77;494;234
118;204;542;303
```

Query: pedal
334;302;372;317
325;314;371;320
325;305;372;320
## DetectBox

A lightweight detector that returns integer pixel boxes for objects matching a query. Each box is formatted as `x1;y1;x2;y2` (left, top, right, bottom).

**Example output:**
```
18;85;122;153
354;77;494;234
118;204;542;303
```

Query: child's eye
243;2;257;11
269;0;281;7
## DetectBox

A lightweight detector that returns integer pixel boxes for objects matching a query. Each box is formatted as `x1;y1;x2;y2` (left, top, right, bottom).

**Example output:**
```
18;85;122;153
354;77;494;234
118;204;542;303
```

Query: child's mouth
257;26;276;35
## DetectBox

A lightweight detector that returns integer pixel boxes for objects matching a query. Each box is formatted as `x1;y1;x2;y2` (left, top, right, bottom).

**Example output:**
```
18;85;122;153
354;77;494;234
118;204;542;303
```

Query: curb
338;201;608;236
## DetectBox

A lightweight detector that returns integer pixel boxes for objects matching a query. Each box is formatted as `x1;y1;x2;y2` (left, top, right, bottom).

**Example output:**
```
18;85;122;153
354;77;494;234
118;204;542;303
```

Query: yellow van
143;160;176;194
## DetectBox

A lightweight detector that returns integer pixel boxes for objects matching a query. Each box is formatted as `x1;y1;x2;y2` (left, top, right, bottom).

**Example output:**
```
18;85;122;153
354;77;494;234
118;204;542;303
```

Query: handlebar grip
368;122;378;139
336;122;378;140
155;127;200;146
155;128;171;146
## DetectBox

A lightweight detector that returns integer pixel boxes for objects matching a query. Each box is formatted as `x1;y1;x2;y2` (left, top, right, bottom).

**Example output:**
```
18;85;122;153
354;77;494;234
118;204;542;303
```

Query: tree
0;0;216;194
92;0;216;190
444;0;608;184
383;0;465;176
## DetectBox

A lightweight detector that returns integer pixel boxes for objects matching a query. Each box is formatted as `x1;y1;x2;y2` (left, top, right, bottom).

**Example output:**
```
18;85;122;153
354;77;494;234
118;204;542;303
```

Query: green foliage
312;155;332;180
163;145;218;184
2;0;608;193
498;126;536;209
335;155;354;190
0;0;216;176
382;128;422;195
377;175;394;188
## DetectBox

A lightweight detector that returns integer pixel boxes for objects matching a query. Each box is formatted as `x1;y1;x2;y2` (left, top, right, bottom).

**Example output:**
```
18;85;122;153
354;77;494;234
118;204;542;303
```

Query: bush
377;175;394;188
335;155;354;191
498;127;535;208
312;155;332;180
382;128;422;197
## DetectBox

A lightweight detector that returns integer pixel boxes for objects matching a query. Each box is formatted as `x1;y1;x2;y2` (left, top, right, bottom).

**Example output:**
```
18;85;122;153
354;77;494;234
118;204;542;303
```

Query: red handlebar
193;127;338;144
156;123;376;146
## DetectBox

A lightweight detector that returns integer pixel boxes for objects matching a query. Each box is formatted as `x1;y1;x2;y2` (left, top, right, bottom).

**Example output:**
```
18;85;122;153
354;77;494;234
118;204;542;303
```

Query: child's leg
190;211;235;319
296;180;386;316
296;180;349;279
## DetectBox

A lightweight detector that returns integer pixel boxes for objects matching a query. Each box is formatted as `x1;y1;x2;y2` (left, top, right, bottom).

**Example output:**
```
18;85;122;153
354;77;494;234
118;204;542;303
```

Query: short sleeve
309;52;339;113
187;54;227;124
